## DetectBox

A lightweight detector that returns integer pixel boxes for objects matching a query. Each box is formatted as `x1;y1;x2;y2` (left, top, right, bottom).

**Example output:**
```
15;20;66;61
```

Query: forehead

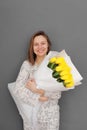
34;35;47;42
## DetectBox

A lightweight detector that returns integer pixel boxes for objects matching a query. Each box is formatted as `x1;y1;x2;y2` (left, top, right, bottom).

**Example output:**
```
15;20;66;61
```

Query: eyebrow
34;40;47;43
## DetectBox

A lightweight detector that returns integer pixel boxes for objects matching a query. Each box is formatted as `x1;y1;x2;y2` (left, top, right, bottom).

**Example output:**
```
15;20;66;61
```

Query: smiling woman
8;30;83;130
33;35;49;64
28;31;51;65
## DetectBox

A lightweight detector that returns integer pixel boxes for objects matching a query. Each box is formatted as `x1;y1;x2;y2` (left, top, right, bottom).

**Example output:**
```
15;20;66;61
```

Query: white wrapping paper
34;50;83;92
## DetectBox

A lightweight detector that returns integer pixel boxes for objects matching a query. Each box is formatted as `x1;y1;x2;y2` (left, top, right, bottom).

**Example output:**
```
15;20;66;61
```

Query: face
33;35;48;58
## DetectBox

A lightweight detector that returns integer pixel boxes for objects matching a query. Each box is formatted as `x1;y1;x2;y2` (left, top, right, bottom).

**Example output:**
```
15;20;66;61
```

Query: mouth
38;50;45;53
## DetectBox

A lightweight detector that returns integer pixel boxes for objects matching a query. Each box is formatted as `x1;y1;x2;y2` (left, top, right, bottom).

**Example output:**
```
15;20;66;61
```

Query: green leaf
48;62;57;70
47;62;52;68
63;82;66;87
57;78;64;82
52;71;60;78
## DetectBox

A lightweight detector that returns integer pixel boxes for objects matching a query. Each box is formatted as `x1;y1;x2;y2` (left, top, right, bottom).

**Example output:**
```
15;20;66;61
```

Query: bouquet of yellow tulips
33;50;83;92
47;56;74;88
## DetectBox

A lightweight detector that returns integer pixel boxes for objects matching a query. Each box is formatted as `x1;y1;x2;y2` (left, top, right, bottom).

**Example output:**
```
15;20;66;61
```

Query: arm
26;79;49;101
26;78;45;95
14;60;41;106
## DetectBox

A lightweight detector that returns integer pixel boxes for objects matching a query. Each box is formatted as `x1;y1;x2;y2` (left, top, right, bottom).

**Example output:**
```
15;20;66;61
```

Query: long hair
27;31;51;65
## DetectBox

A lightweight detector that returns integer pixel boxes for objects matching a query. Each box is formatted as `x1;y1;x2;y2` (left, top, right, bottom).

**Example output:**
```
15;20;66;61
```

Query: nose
38;44;42;49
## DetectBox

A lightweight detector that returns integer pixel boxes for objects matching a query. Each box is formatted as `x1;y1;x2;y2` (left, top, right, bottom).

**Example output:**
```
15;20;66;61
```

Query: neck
35;55;46;65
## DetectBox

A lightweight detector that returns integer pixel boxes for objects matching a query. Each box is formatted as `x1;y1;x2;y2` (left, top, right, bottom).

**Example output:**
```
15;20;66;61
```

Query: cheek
44;44;48;48
33;47;36;54
33;46;37;51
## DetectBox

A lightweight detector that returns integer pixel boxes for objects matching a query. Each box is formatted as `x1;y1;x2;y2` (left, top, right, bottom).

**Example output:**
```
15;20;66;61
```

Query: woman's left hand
26;78;45;95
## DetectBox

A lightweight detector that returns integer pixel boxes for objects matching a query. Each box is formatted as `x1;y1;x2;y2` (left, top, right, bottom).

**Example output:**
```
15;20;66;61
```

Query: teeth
38;50;44;53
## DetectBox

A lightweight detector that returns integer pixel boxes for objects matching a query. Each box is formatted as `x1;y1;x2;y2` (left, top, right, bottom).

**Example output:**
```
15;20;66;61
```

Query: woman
12;31;81;130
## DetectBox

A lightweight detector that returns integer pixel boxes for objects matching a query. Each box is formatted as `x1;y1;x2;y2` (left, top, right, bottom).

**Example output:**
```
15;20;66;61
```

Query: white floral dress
9;50;75;130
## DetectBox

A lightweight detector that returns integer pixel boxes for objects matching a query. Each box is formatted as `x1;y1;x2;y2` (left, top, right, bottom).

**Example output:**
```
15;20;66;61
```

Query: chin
37;52;46;57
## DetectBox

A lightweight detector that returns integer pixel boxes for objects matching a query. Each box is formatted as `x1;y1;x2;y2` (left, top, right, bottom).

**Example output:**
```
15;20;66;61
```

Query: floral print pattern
14;60;61;130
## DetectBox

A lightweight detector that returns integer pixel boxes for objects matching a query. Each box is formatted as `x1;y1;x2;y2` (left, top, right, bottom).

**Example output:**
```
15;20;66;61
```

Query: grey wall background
0;0;87;130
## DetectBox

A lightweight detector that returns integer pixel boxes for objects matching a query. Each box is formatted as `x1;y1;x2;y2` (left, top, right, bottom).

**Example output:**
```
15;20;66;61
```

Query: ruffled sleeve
14;60;40;106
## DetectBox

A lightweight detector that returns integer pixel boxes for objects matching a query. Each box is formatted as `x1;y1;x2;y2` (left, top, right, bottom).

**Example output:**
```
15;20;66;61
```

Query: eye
34;43;38;46
41;42;46;45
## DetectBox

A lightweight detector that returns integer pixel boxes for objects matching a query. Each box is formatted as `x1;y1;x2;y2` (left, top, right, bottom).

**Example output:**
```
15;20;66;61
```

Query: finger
30;78;35;82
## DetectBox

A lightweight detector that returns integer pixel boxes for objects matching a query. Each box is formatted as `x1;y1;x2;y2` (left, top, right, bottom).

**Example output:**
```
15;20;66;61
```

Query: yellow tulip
61;63;71;70
65;66;72;71
61;75;69;80
55;64;67;71
55;57;65;64
64;78;74;85
60;70;70;76
55;66;63;72
61;74;72;80
58;62;71;71
64;79;74;84
49;57;57;63
65;82;74;88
